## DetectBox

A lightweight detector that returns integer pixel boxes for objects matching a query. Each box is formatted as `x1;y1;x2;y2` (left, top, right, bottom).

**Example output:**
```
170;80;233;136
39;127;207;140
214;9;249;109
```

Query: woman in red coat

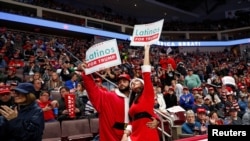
121;45;160;141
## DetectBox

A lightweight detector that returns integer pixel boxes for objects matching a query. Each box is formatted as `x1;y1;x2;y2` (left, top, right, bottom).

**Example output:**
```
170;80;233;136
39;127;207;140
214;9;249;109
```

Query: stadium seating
42;121;62;141
89;118;99;137
61;119;93;141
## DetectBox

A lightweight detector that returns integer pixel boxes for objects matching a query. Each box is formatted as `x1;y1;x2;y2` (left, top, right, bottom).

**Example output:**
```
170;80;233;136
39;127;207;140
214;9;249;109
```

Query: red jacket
82;73;130;141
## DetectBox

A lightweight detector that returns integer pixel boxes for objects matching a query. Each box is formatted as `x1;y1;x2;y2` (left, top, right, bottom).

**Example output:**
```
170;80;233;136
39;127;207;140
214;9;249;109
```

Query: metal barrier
154;109;174;141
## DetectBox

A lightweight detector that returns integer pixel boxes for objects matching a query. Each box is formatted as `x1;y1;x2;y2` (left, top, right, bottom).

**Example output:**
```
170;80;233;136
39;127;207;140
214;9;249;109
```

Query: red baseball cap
118;74;131;81
8;66;16;73
197;108;206;114
0;85;11;95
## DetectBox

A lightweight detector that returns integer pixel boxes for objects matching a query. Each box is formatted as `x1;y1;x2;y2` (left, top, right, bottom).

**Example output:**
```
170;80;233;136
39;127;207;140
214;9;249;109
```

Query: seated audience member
207;111;224;125
23;60;40;76
192;94;209;114
33;79;43;99
242;98;250;125
8;57;24;69
84;100;97;117
37;91;58;122
153;86;167;113
224;107;242;125
163;86;178;108
179;87;195;110
64;72;79;92
195;108;208;134
59;60;73;81
238;93;248;118
0;82;44;141
45;72;64;91
203;96;217;113
28;72;44;84
182;110;201;135
0;85;15;115
2;66;22;84
57;86;85;121
224;92;240;116
75;82;97;117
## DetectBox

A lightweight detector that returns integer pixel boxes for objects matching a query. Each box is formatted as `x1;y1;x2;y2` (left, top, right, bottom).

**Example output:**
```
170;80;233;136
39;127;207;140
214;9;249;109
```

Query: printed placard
130;19;164;46
65;94;75;118
85;39;121;75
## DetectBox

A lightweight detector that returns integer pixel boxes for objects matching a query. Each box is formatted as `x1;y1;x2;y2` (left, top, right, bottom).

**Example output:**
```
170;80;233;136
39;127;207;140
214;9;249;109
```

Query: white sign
222;76;236;86
166;106;185;113
85;39;121;75
130;19;164;46
167;47;172;54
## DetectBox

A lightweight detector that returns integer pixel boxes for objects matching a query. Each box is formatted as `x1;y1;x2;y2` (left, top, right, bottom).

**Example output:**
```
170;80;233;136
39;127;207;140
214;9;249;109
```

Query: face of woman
33;73;40;80
186;114;195;124
52;73;58;80
211;112;218;119
131;80;143;94
13;91;27;104
77;84;83;91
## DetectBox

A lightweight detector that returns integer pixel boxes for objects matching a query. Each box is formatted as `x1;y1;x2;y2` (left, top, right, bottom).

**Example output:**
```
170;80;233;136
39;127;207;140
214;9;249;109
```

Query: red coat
82;73;130;141
128;65;160;141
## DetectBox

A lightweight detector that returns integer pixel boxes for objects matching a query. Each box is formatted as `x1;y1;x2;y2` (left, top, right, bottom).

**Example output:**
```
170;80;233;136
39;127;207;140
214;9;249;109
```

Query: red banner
65;94;76;118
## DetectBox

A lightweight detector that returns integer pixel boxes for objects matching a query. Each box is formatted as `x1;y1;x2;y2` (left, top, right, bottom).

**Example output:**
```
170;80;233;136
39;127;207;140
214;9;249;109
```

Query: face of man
117;78;130;93
131;80;144;94
0;93;11;102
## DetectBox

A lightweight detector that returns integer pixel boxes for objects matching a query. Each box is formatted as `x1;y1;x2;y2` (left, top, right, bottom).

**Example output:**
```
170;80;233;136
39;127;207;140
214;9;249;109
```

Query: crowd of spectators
0;26;250;130
0;0;248;31
0;0;250;138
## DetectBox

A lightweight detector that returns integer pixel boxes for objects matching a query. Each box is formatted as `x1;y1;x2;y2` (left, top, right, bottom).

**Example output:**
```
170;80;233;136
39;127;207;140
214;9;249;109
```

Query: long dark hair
129;88;144;107
128;91;142;121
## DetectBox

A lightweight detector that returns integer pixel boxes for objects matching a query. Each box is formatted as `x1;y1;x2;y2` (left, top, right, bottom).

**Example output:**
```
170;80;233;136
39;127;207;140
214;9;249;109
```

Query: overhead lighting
134;3;137;7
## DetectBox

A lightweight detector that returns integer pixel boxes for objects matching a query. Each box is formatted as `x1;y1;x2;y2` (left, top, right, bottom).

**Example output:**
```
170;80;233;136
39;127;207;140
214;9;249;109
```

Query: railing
154;109;174;141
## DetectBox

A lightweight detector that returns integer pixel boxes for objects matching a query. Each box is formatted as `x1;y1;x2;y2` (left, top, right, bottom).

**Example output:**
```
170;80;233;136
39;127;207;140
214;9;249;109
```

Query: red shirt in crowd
37;101;55;121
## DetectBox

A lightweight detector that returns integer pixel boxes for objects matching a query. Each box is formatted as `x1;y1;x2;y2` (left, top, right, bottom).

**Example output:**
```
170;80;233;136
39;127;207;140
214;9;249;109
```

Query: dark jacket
0;102;44;141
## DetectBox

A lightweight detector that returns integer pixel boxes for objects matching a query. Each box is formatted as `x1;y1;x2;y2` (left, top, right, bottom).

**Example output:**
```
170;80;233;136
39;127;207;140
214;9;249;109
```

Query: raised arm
144;45;150;65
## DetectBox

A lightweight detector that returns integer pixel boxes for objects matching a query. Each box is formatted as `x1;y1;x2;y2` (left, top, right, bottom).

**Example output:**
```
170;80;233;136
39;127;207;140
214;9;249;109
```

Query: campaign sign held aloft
130;19;164;46
85;39;121;75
